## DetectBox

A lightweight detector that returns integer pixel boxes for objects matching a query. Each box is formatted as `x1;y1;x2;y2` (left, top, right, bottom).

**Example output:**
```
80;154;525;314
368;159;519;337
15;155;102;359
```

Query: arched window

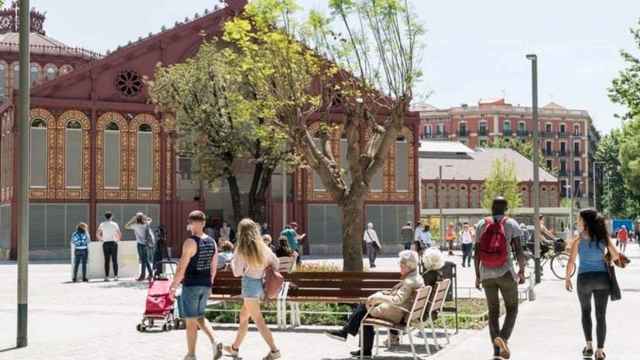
479;121;488;136
30;63;40;86
30;119;47;187
104;122;121;188
503;120;512;135
137;124;153;189
45;65;57;81
0;63;5;99
13;63;19;89
395;136;409;192
65;121;83;188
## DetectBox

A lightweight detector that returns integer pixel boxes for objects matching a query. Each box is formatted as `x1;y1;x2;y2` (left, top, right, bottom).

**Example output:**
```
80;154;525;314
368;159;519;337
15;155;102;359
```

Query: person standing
363;222;382;268
617;225;629;254
474;197;526;360
460;222;474;268
220;222;231;243
401;222;414;250
97;211;121;282
224;218;281;360
281;222;305;265
126;212;154;281
170;211;221;360
445;223;456;255
261;222;270;236
418;224;433;251
71;223;90;283
565;209;623;360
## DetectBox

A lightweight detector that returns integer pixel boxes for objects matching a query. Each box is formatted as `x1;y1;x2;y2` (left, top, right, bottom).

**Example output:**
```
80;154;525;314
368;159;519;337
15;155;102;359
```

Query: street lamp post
438;165;453;246
526;54;542;284
17;0;31;348
592;161;605;210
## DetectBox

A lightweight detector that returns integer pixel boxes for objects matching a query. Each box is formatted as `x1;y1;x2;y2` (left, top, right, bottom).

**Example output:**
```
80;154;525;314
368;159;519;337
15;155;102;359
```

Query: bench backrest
407;286;432;326
429;278;451;314
278;257;295;273
286;271;401;299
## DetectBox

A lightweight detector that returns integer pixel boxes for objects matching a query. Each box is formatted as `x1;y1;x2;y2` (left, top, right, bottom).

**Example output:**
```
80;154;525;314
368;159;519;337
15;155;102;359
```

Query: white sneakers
212;340;222;360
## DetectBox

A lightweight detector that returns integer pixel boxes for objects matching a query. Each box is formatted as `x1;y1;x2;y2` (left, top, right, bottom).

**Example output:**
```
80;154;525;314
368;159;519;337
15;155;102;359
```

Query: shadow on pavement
0;346;18;353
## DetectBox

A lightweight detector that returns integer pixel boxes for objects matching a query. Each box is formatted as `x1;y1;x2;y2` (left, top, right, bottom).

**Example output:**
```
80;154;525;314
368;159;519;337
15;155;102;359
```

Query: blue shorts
181;286;210;318
241;276;264;299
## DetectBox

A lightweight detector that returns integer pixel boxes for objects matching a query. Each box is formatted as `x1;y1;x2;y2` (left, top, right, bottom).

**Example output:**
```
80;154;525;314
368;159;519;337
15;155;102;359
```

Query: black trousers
577;272;610;349
103;242;118;277
342;304;399;355
482;272;519;356
461;243;473;267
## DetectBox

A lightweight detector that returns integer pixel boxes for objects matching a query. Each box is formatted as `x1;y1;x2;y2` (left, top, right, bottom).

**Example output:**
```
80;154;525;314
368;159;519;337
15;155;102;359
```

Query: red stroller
136;260;183;332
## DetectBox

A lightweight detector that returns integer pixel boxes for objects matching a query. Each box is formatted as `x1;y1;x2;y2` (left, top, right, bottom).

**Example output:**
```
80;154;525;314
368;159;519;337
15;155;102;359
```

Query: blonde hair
235;218;268;269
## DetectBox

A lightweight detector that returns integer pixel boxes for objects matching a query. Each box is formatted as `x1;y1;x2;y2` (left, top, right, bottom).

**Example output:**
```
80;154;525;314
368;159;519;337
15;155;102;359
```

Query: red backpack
478;217;509;268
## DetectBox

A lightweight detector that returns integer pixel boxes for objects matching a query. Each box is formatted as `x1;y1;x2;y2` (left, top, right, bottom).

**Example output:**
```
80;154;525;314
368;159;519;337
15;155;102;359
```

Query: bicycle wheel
551;252;574;280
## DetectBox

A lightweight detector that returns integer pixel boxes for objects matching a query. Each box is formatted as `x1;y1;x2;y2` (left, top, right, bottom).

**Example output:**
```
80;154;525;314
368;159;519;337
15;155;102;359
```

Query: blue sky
32;0;640;134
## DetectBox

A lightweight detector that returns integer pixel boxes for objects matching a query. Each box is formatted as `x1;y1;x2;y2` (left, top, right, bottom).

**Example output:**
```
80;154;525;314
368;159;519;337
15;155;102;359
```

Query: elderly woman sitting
325;250;425;358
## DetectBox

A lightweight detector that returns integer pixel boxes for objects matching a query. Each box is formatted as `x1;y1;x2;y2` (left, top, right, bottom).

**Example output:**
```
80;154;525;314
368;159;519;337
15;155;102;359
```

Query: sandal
223;345;239;358
582;347;593;358
263;350;281;360
595;351;606;360
494;337;511;359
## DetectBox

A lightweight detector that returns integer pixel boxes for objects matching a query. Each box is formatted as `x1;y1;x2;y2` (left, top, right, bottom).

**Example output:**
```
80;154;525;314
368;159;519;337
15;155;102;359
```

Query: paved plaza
1;247;639;360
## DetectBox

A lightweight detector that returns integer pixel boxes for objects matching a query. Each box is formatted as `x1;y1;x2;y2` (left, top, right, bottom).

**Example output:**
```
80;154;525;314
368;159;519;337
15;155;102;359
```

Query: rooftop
419;140;474;155
415;98;590;118
419;147;557;182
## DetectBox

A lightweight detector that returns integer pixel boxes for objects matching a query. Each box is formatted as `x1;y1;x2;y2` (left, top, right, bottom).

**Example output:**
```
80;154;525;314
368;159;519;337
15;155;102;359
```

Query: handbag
145;224;156;248
263;266;284;300
603;249;625;301
366;230;381;251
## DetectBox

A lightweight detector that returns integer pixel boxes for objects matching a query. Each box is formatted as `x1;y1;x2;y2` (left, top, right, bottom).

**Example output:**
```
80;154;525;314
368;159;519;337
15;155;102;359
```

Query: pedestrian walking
261;222;270;236
474;197;526;360
446;223;456;255
220;222;231;243
153;225;170;275
71;223;90;283
97;211;121;282
126;212;154;281
225;218;281;360
417;224;433;251
565;208;626;360
281;222;305;265
460;222;474;268
170;210;221;360
401;222;414;250
617;225;629;255
363;222;382;268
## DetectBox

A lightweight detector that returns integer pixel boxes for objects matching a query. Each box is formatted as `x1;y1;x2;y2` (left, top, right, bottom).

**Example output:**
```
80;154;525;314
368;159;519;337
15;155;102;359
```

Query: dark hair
136;214;145;224
105;211;112;220
538;215;544;220
492;197;508;215
579;208;608;247
424;224;430;231
220;240;234;252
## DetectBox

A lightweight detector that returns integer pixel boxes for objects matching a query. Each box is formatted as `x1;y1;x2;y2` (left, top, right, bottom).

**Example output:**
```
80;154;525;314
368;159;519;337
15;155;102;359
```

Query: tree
222;0;424;271
482;159;522;213
619;117;640;196
148;42;290;224
595;130;627;217
609;19;640;120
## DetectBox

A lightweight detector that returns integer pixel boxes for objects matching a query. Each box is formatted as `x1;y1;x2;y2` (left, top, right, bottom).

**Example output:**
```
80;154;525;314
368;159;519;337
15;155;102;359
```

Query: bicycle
519;239;575;280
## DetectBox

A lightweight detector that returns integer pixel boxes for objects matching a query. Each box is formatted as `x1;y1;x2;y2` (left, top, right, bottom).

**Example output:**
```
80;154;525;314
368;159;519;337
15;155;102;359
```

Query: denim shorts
181;286;210;318
241;276;264;299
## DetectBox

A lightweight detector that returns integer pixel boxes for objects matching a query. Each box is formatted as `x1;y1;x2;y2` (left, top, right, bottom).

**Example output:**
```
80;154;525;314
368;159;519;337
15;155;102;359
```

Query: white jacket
364;223;382;248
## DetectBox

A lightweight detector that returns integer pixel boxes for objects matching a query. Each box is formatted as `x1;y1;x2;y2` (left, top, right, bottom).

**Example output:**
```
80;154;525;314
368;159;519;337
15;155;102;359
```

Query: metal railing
0;41;102;60
516;130;529;137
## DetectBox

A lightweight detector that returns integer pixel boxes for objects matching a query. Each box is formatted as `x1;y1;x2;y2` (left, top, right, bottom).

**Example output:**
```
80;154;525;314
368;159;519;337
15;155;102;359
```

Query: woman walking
565;209;621;360
363;222;382;268
445;223;456;255
460;222;474;268
71;223;90;282
224;219;281;360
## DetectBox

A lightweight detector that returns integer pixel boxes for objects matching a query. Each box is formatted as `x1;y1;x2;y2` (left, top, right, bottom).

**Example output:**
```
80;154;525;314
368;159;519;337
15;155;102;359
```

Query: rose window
115;69;143;97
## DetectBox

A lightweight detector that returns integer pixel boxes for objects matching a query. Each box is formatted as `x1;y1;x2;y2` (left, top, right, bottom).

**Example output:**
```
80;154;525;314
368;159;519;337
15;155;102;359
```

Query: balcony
558;150;568;157
573;150;581;156
574;169;582;176
478;129;488;137
422;131;448;140
458;130;468;137
516;130;529;137
559;131;569;138
543;149;555;156
503;129;513;136
559;170;568;177
541;131;555;138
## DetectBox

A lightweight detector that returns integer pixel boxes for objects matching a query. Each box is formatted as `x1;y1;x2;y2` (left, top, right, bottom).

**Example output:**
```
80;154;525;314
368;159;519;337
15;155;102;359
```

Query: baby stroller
136;260;183;332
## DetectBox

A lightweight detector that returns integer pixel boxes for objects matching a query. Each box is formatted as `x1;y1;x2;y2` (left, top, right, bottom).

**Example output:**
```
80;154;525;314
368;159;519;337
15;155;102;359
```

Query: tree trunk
341;196;365;271
226;175;243;225
249;166;275;224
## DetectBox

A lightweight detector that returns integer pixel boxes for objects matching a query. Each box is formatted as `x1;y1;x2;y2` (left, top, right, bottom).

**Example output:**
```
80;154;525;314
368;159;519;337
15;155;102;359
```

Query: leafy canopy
482;159;523;213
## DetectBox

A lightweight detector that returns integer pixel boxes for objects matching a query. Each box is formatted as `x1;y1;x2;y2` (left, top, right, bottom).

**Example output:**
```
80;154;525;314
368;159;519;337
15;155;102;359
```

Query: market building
0;0;419;259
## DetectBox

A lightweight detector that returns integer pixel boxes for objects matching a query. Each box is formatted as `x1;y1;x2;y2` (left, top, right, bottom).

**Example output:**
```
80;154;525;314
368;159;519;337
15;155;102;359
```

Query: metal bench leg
360;323;365;360
429;317;439;348
374;327;380;356
444;319;450;345
419;323;431;356
407;329;418;360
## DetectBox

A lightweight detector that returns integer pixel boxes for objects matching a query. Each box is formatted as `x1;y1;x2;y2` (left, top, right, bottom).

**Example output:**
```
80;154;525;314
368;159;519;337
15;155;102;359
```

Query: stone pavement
432;245;640;360
1;247;638;360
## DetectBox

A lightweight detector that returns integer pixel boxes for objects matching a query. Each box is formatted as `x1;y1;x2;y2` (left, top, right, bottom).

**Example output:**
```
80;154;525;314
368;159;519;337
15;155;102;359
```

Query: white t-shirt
461;230;473;244
129;223;149;245
98;221;120;242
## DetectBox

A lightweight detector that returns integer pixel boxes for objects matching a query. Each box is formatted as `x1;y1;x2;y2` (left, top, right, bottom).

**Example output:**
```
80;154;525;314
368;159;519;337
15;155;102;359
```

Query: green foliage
482;159;523;213
619;117;640;195
610;18;640;120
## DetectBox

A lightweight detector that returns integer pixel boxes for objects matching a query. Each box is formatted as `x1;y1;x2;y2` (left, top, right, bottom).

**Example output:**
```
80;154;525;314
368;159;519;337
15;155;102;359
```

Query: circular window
115;69;143;97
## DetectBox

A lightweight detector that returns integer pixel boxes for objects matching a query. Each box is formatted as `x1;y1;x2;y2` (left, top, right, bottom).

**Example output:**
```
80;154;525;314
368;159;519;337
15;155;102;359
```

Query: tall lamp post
17;0;31;348
438;165;453;246
526;54;542;284
592;161;605;210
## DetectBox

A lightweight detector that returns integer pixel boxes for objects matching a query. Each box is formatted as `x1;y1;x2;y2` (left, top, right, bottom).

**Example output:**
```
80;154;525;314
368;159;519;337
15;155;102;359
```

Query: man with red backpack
474;197;526;360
